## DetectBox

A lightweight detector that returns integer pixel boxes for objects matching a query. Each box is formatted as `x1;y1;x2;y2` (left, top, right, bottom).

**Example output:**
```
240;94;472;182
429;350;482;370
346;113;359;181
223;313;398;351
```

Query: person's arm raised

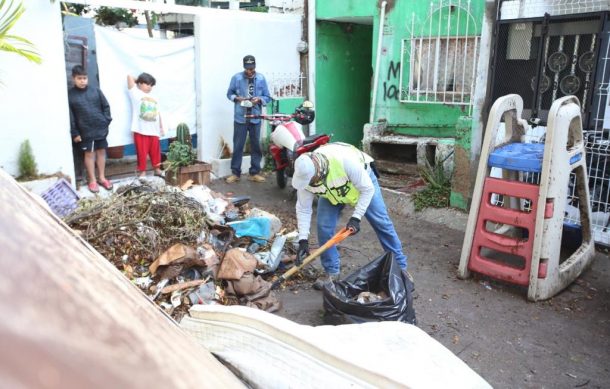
127;75;135;90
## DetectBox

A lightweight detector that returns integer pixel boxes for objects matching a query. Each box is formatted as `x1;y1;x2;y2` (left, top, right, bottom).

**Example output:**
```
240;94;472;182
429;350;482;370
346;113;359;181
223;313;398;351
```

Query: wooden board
0;169;243;388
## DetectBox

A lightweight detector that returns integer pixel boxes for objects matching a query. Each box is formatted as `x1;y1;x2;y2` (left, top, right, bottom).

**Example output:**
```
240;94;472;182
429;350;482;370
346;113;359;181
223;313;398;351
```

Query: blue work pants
231;121;262;176
316;170;408;275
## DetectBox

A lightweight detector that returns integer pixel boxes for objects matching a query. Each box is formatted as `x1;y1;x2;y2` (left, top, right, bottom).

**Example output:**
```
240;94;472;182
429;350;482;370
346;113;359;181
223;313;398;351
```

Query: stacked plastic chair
458;94;595;301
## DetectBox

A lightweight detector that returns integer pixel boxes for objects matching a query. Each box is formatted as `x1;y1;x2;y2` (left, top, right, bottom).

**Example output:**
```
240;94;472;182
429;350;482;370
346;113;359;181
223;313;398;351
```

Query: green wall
264;97;304;138
316;22;373;146
315;1;486;209
371;0;485;137
317;0;375;20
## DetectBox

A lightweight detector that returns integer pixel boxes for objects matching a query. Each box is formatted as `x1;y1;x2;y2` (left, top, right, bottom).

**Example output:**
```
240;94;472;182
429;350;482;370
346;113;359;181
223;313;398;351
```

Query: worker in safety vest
292;142;409;290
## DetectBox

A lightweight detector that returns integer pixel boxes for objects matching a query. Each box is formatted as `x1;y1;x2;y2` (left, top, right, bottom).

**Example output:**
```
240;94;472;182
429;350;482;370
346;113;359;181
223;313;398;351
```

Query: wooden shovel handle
275;228;352;284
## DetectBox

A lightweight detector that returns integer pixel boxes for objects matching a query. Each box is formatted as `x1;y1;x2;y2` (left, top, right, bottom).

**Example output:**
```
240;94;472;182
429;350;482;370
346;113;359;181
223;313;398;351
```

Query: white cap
291;155;316;190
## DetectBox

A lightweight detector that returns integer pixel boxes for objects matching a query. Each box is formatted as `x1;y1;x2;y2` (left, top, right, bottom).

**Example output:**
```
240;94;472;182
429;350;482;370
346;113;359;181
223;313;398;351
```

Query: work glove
296;239;309;265
346;217;361;235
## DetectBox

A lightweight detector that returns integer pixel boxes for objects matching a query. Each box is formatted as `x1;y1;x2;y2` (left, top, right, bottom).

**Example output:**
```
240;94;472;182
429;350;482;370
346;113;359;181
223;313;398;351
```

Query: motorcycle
244;101;330;188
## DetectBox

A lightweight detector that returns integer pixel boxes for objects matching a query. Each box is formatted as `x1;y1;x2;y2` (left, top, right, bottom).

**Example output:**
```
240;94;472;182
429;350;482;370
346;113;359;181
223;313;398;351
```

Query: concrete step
374;159;419;175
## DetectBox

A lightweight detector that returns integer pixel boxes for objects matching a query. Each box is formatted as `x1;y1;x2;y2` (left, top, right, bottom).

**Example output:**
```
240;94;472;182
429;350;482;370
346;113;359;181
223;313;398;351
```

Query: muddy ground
209;173;610;389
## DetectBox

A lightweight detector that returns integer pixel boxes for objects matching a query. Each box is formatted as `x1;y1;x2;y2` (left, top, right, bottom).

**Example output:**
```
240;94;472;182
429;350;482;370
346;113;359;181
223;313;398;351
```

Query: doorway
316;21;372;146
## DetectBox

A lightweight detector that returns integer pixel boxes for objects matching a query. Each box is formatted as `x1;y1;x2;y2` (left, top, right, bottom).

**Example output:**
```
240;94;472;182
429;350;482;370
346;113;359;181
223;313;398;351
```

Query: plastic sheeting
95;26;196;146
227;217;272;243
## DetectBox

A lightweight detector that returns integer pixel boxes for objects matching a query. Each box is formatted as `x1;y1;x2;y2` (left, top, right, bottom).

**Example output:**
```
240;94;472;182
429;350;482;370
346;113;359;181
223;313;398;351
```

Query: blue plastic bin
488;142;581;173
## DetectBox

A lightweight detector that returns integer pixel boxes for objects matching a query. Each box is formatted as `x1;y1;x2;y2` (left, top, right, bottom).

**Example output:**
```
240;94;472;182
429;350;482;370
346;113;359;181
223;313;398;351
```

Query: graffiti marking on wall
383;60;401;101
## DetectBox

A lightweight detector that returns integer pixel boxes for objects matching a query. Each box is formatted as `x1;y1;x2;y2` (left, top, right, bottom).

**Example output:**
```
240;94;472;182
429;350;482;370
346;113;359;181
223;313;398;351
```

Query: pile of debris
65;180;317;320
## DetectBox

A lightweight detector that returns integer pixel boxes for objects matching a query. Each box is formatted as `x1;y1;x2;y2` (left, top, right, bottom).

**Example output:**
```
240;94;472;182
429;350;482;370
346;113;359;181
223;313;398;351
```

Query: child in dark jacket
68;65;113;193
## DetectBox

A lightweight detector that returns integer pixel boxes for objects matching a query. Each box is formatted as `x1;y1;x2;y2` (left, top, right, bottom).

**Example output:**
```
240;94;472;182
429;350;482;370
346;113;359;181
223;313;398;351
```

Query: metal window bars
565;10;610;246
267;72;306;99
581;24;610;245
400;0;481;115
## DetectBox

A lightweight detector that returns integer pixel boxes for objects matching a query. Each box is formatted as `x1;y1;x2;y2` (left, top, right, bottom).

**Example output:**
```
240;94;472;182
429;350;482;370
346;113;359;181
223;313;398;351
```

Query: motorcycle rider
291;143;409;289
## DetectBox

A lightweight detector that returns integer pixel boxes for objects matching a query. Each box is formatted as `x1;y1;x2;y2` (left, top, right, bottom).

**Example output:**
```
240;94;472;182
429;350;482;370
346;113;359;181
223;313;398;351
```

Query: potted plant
106;145;125;159
164;123;211;186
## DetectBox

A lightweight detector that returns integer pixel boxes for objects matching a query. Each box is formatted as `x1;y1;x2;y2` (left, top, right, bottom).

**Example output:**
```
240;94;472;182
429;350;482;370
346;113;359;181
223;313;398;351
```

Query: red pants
133;132;161;172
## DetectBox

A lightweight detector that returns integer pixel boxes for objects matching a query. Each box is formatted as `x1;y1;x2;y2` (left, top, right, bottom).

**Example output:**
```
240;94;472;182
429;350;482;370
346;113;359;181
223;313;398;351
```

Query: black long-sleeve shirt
68;86;112;141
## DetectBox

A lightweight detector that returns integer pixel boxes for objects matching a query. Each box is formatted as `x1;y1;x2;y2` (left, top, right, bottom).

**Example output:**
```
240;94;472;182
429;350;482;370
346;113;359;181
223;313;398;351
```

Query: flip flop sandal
88;182;100;193
98;179;113;190
154;171;166;178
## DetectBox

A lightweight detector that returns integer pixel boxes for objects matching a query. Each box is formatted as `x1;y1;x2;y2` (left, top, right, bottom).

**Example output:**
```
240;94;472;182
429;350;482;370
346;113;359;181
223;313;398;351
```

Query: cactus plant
176;122;192;147
164;122;196;183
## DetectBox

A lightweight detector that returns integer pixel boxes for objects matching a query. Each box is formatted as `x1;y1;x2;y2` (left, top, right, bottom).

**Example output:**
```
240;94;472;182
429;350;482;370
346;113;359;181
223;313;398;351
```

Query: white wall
195;10;301;162
0;1;74;181
0;1;302;181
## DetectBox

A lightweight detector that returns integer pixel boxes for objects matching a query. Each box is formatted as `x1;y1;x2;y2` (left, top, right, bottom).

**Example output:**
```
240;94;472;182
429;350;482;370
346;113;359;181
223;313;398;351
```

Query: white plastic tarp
95;26;196;147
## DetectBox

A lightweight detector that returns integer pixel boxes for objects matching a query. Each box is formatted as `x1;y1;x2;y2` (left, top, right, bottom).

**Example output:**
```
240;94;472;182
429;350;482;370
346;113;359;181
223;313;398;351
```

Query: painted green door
316;21;373;146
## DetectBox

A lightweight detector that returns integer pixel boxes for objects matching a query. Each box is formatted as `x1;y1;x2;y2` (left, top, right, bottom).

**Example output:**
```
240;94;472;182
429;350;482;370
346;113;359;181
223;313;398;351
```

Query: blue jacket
68;86;112;141
226;71;272;124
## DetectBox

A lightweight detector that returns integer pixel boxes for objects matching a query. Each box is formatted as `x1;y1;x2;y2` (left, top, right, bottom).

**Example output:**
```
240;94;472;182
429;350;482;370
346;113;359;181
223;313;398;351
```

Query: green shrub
163;141;196;179
94;7;138;27
412;155;453;211
247;6;269;12
17;139;37;179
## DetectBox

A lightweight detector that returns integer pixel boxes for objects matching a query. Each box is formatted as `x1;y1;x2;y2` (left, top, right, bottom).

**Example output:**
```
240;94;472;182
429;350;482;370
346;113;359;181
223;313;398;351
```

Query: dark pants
231;121;262;176
72;142;85;183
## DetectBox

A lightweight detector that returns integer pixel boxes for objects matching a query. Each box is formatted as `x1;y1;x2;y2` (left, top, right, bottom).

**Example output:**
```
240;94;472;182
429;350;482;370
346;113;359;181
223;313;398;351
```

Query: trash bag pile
323;252;417;325
65;180;310;320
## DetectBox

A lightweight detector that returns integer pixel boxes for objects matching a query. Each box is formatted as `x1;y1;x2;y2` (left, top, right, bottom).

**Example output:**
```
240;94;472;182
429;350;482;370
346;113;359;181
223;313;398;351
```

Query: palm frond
0;0;24;35
0;0;41;64
0;41;41;63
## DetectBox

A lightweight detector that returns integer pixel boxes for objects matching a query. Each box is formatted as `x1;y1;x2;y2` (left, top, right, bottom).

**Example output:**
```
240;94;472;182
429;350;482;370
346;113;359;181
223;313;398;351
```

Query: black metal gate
489;1;610;246
491;10;604;126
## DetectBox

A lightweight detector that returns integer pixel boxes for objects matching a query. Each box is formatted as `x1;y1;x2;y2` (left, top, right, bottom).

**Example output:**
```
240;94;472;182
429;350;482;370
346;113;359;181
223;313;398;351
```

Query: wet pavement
209;171;610;389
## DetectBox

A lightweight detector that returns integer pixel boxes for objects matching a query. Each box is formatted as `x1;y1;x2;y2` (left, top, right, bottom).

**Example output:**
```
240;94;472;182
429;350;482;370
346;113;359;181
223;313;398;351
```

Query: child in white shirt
127;72;165;177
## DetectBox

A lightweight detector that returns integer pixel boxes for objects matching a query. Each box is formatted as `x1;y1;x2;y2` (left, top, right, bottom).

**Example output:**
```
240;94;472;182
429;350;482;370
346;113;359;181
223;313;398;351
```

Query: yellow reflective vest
305;143;373;206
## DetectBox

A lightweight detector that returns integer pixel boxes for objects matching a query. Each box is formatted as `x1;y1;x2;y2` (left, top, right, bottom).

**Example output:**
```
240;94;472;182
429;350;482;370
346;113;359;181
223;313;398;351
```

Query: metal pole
308;0;317;134
370;1;388;124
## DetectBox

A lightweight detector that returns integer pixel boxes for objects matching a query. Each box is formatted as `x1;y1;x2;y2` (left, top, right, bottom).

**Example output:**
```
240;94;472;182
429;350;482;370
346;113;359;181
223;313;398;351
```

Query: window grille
267;72;306;99
400;0;481;114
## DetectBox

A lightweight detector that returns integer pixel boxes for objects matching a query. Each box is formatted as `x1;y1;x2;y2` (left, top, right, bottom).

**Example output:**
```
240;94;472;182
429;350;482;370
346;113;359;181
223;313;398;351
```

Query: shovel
271;227;353;289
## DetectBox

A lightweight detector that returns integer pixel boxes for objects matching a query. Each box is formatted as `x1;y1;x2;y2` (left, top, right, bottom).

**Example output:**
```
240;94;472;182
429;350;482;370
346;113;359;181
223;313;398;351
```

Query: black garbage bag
323;252;416;325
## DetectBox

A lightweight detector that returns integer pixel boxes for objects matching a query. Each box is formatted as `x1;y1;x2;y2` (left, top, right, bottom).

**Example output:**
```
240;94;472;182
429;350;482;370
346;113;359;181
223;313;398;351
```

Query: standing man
225;55;272;183
291;143;409;289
